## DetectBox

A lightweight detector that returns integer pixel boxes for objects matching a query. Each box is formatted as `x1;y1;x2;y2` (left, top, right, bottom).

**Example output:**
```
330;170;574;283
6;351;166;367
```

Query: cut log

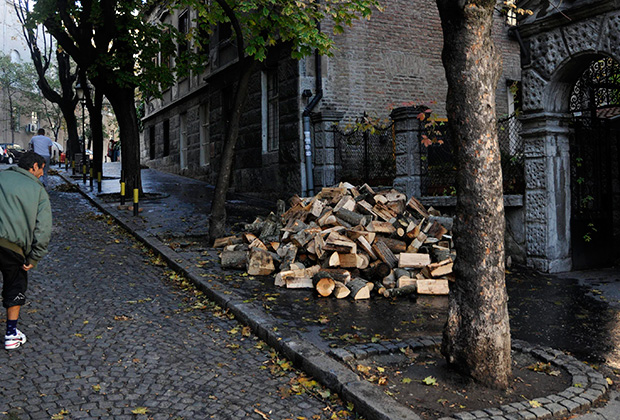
242;232;259;244
291;229;313;248
312;273;336;297
397;277;417;288
399;253;431;268
324;231;357;254
346;228;376;244
430;262;454;278
385;190;407;202
274;265;320;287
316;187;346;203
356;235;377;260
372;241;398;268
362;260;392;281
248;238;268;251
277;243;298;270
375;236;407;254
367;221;396;234
356;253;370;270
247;248;275;276
427;221;448;240
334;208;369;227
359;183;376;196
355;200;379;218
372;202;397;222
317;210;338;227
308;199;325;219
382;270;396;289
220;250;248;270
213;235;243;248
406;196;429;218
431;245;452;262
348;278;371;300
333;281;351;299
314;233;325;259
320;268;352;284
417;279;450;295
328;252;341;267
406;232;427;253
333;195;356;212
382;284;418;298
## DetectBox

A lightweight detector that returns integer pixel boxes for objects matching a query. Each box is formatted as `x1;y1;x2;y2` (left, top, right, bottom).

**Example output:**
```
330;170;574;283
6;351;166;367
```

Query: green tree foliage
0;52;41;137
179;0;382;241
31;0;196;192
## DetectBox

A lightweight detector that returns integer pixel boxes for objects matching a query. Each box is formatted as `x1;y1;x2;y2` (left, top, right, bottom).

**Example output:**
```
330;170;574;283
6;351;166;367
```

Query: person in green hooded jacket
0;151;52;350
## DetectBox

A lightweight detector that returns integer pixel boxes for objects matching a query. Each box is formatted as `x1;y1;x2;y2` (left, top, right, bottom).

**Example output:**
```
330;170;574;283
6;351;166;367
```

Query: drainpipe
508;26;530;66
302;47;323;197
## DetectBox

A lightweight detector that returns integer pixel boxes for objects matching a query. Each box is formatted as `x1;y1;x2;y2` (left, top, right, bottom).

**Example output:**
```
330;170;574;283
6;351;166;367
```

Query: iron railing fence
334;122;396;187
423;114;524;195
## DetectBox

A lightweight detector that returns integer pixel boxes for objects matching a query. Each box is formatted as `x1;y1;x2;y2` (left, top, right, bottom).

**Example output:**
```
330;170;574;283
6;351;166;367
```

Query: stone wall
142;53;302;198
518;2;620;272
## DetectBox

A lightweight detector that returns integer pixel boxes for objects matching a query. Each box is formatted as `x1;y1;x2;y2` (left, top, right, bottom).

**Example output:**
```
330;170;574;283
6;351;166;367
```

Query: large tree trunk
436;0;511;389
59;102;80;163
87;90;105;179
104;86;142;194
208;58;258;243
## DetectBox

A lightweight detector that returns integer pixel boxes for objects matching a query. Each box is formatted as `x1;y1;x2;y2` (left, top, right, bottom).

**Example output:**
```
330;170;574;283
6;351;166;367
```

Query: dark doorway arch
569;57;620;270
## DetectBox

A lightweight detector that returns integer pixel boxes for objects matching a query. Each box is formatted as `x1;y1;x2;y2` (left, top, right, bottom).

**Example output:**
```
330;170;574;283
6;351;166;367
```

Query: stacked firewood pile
216;183;455;299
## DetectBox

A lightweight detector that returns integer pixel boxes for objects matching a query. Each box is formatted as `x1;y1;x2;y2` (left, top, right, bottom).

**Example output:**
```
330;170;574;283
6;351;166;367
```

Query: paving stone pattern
0;176;352;420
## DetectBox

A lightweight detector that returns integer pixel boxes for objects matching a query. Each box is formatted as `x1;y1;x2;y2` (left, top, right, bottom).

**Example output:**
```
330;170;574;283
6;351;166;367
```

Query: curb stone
58;173;611;420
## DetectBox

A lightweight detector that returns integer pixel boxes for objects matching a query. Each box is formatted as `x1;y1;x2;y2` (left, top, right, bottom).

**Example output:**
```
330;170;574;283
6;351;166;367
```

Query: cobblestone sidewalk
0;174;355;420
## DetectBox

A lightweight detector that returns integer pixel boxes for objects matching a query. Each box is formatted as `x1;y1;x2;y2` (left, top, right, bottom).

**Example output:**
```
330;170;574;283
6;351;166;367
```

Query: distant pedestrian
0;151;52;350
29;128;53;187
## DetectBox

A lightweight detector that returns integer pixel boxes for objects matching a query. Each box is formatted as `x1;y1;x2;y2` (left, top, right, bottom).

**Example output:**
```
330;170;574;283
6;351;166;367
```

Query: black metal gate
335;121;395;187
569;57;620;269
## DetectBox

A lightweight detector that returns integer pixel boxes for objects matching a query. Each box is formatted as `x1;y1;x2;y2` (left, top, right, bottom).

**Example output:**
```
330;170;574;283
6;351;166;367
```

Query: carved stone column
391;106;427;198
521;111;572;272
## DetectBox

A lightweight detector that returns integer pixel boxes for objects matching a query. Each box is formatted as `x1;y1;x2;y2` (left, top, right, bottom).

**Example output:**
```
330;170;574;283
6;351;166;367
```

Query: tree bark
104;86;142;194
208;58;258;243
436;0;511;389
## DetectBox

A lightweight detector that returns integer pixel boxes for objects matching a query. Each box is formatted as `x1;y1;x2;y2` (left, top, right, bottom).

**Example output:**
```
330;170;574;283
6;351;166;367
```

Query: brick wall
314;1;521;122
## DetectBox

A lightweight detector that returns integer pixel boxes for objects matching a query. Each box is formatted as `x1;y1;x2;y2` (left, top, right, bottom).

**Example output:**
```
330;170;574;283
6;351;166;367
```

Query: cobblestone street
0;174;353;420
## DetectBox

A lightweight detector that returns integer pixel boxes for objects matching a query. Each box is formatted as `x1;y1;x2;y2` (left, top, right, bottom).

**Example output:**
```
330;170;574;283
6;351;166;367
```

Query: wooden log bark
382;284;418;298
333;281;351;299
375;236;407;254
372;241;398;268
334;208;369;227
348;278;371;300
247;248;275;276
312;272;336;297
214;235;243;248
220;250;248;270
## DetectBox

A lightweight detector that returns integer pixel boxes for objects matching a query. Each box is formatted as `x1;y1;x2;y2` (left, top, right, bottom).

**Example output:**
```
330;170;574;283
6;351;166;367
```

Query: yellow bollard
120;182;126;205
133;188;139;216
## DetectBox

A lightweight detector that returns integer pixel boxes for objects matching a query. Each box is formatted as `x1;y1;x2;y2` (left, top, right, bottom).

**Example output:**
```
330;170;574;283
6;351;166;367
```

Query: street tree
181;0;382;243
435;0;511;389
0;52;39;142
32;0;184;193
14;0;80;162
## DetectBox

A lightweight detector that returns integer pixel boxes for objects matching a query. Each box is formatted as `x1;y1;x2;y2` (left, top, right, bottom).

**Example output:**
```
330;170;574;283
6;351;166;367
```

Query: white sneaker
5;329;27;350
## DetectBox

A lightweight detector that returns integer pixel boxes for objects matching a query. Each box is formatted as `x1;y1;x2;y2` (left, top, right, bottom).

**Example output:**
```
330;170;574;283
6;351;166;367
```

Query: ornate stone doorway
569;57;620;269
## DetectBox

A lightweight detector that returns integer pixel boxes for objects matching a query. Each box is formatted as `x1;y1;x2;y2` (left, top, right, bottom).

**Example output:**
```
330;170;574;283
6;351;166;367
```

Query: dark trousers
0;246;28;308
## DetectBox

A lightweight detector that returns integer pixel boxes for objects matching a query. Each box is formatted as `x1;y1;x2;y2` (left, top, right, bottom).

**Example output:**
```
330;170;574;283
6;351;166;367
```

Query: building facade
141;1;522;199
518;0;620;271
